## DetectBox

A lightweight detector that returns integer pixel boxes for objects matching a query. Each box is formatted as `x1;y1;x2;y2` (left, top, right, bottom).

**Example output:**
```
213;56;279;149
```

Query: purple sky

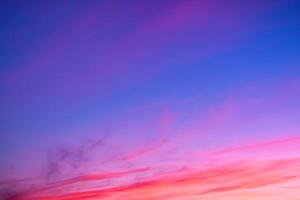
0;1;300;199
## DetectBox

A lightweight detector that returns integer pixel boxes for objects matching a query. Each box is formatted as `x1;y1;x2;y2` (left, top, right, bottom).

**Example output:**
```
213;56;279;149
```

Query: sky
0;0;300;199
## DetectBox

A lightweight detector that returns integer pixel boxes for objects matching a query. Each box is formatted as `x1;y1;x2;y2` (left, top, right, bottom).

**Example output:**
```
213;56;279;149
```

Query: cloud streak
2;134;300;200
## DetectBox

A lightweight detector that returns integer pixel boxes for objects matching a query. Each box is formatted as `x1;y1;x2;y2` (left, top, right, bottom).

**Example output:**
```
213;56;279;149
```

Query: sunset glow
1;1;300;199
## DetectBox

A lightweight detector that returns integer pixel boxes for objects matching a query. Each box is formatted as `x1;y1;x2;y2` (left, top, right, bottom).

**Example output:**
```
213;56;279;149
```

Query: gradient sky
1;0;300;199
